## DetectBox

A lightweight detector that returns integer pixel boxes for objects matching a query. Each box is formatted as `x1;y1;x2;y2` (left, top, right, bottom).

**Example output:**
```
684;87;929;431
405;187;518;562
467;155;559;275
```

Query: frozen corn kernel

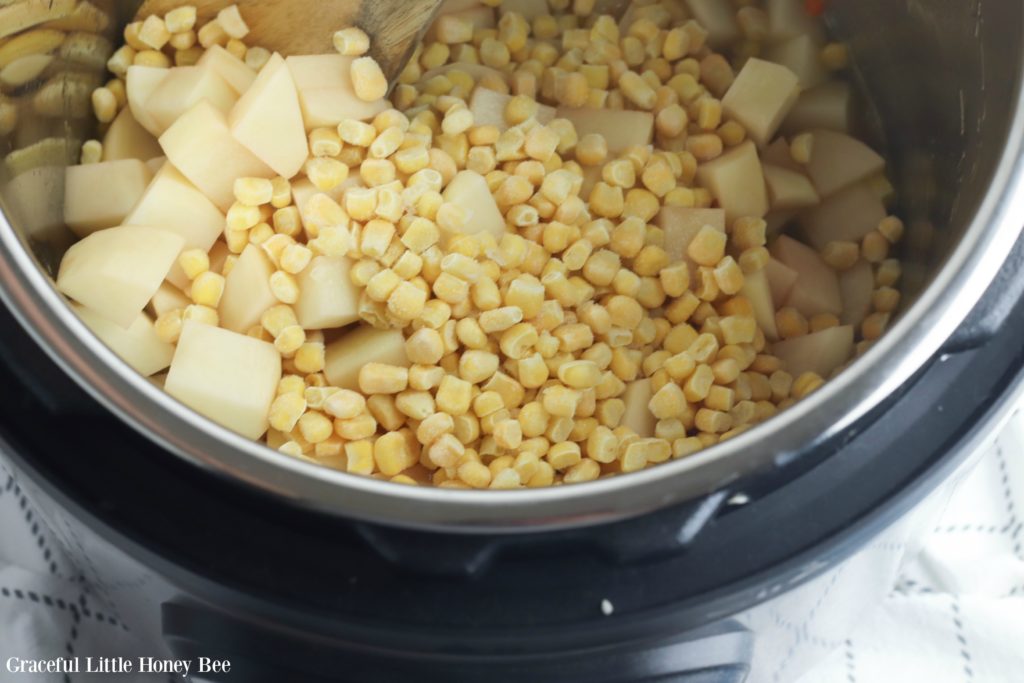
217;4;249;39
178;249;210;280
91;87;118;123
234;177;274;207
687;225;727;267
191;271;225;307
333;26;370;56
139;15;170;49
80;140;103;165
165;6;197;33
351;56;388;101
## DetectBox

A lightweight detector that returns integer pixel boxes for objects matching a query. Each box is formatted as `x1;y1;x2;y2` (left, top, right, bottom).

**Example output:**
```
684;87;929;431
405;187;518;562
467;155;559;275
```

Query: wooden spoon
135;0;444;81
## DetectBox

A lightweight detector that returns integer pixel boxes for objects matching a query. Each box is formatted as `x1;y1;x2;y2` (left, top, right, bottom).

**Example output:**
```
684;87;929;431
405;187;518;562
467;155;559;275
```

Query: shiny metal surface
0;0;1021;530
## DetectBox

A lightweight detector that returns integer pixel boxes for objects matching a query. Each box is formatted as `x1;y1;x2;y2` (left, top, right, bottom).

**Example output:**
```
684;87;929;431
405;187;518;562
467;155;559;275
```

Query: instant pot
1;1;1023;680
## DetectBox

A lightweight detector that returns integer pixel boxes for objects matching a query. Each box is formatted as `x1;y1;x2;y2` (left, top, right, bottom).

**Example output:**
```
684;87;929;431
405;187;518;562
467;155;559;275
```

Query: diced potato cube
839;259;874;328
159;101;275;211
764;257;798;305
763;164;820;211
781;82;853;136
621;379;655;438
772;325;854;379
286;54;388;130
760;138;801;172
102;107;163;162
197;44;256;95
721;58;800;146
229;53;308;179
556;107;654;154
323;326;409;391
149;280;190;318
57;226;185;328
763;34;827;90
740;269;779;341
694;141;768;222
657;206;726;267
471;87;556;131
294;256;360;330
804;130;885;198
73;304;174;377
64;159;153;237
684;0;739;48
765;0;824;44
799;180;887;250
771;234;841;317
126;65;170;136
440;170;506;244
165;320;282;439
124;162;226;287
144;64;238;135
146;156;166;174
219;244;277;333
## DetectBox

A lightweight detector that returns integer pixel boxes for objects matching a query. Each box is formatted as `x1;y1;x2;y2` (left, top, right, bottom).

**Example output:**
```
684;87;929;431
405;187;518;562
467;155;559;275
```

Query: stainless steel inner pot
0;0;1021;531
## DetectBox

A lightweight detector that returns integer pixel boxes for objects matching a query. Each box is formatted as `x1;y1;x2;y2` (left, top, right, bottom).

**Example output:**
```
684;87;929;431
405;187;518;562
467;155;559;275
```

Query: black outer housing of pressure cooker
0;228;1022;682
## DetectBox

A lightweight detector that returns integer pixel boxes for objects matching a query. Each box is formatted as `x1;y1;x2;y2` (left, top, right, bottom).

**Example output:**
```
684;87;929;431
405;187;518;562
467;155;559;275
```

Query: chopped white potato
763;164;820;211
773;325;854;379
146;156;166;174
800;180;887;250
470;87;556;131
165;321;282;440
219;244;277;333
63;159;153;237
764;34;827;90
102;107;163;162
781;81;853;136
741;269;780;341
441;170;506;244
286;54;388;130
144;64;238;135
804;130;886;197
839;260;875;328
149;280;190;318
657;206;726;266
556;107;654;154
721;58;800;146
765;257;799;305
323;327;409;391
684;0;739;48
57;226;185;328
229;53;309;179
765;0;824;44
73;304;174;377
159;100;275;211
621;379;655;438
197;44;256;95
694;141;768;222
124;162;226;288
126;65;170;136
771;234;842;317
761;138;802;172
294;256;360;330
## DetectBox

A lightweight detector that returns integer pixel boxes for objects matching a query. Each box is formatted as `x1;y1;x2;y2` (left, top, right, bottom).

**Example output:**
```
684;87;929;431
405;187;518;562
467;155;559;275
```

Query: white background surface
1;413;1022;682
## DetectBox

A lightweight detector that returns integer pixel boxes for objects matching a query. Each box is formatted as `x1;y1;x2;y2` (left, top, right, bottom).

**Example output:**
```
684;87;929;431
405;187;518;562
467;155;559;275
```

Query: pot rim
2;59;1023;535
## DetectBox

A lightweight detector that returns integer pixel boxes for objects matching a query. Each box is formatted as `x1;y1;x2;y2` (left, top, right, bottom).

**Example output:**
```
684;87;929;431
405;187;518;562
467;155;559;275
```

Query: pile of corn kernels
78;0;905;489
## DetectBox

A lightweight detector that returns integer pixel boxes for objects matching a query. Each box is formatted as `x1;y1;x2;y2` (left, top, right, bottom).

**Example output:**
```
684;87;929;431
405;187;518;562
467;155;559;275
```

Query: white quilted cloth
1;412;1022;682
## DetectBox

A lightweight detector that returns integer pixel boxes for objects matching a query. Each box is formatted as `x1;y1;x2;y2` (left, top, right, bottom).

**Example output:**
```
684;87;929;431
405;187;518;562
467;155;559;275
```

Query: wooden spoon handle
136;0;442;79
